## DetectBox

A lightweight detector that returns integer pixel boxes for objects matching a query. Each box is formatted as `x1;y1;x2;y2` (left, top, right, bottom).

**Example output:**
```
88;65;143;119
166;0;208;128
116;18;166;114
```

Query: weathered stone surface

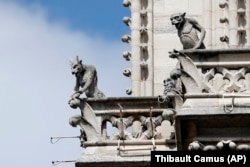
72;97;177;167
170;12;206;49
63;1;250;167
170;49;250;150
75;140;176;167
69;56;105;106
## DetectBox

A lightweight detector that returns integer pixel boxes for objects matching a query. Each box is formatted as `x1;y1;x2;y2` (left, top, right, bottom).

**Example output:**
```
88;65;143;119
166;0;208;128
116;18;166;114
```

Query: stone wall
122;0;250;96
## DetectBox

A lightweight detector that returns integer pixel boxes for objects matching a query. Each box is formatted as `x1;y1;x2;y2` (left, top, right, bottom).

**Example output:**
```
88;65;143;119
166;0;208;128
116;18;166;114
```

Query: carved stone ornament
68;56;105;108
69;102;100;142
189;140;250;151
168;49;217;94
170;12;206;49
136;115;163;140
110;116;134;140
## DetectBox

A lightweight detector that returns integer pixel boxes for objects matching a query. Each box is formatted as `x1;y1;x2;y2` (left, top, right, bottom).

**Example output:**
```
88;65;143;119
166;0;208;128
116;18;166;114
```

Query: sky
0;0;131;166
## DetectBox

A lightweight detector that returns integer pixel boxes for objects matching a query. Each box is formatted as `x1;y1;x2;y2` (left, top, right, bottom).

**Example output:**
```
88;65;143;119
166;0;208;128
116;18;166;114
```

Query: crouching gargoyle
170;12;206;49
68;56;105;108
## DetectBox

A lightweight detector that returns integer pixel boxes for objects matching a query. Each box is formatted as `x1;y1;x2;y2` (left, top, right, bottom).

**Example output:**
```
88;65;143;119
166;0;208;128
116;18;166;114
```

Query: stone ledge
76;155;150;167
84;139;176;147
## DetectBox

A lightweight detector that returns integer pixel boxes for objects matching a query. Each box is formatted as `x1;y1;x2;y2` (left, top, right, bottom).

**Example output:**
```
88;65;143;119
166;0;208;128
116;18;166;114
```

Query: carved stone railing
183;49;250;93
167;49;250;150
69;97;177;143
69;97;178;167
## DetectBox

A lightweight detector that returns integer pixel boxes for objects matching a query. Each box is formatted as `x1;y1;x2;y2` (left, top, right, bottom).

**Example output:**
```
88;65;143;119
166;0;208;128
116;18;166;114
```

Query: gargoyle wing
80;102;101;138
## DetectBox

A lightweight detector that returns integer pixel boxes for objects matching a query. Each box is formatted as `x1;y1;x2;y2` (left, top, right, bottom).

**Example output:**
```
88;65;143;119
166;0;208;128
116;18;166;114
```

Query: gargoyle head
170;12;186;28
70;56;83;76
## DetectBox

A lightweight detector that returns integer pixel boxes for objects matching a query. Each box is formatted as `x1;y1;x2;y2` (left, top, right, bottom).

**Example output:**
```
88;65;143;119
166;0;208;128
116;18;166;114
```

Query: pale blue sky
0;0;130;166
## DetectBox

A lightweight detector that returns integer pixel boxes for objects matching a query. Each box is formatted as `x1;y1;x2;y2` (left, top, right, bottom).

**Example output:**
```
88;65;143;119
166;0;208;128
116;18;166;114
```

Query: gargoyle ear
182;12;186;17
69;58;73;64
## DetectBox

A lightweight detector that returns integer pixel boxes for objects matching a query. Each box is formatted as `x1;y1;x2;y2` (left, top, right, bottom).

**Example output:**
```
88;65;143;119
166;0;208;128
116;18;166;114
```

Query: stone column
203;0;212;48
228;0;238;48
145;0;153;96
215;0;228;48
245;0;250;47
130;0;141;96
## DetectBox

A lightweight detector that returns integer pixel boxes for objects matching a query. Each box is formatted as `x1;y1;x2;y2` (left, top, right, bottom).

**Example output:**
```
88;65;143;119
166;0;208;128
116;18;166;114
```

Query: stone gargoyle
170;12;206;49
68;56;105;109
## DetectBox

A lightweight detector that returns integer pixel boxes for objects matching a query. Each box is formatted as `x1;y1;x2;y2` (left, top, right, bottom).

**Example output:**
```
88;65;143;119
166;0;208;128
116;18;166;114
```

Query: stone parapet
172;49;250;150
70;97;177;167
